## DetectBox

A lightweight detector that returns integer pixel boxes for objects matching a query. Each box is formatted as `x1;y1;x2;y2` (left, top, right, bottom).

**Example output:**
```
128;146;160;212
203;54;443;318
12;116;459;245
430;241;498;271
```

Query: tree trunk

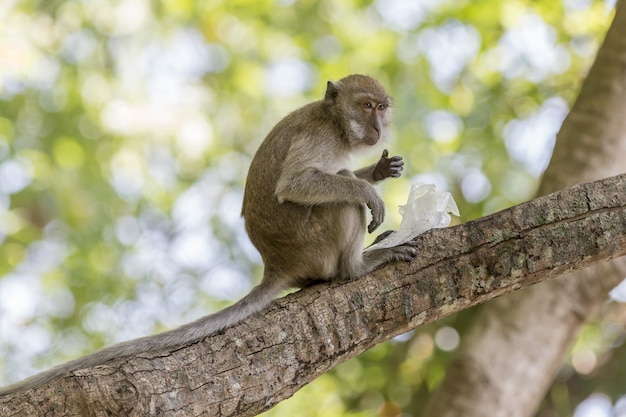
1;173;625;416
422;3;626;417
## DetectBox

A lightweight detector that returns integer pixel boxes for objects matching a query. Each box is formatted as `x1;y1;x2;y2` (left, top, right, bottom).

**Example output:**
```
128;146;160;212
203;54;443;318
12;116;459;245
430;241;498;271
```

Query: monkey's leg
341;243;416;279
338;205;416;279
362;244;416;269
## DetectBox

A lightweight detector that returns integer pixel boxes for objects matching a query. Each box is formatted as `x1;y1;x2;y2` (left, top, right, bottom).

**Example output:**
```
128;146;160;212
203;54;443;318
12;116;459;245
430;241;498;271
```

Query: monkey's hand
372;149;403;182
365;189;385;233
338;170;385;232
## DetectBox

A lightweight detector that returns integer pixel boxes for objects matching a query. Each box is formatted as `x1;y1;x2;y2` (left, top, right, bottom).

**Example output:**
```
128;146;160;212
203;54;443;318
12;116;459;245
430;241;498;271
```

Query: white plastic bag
365;183;459;251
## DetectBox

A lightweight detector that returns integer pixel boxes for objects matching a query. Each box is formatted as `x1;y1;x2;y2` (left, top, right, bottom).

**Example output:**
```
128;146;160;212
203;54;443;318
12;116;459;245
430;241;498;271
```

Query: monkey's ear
325;80;340;103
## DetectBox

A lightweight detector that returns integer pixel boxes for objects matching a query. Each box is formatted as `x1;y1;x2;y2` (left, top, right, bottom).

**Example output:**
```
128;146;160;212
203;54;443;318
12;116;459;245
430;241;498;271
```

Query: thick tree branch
2;173;626;416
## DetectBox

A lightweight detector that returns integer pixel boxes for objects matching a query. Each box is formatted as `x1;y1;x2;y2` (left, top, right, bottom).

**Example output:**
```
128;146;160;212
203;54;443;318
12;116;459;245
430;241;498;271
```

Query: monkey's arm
276;167;385;233
354;149;404;183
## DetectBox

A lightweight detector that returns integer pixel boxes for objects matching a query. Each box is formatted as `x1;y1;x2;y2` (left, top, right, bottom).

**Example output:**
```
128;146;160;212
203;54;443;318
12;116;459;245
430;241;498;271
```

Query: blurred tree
0;0;623;416
423;2;626;416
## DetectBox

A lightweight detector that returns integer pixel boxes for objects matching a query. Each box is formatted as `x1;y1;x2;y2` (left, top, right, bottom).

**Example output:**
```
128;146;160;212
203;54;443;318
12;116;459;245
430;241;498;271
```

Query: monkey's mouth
365;136;379;146
365;125;381;145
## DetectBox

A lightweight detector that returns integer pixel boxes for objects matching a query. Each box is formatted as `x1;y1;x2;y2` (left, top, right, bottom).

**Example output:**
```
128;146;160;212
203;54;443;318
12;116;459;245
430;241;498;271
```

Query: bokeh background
0;0;624;416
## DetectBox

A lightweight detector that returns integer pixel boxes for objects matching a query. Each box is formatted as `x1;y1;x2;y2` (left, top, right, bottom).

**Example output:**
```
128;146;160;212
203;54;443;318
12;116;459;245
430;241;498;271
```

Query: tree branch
2;173;626;417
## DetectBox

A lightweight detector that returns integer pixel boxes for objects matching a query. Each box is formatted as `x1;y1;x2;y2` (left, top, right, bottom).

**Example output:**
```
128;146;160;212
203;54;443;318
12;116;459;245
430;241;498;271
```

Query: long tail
0;280;283;396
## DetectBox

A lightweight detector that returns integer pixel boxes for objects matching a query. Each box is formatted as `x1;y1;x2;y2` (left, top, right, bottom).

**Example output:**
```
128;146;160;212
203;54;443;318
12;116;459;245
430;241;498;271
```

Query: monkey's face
347;95;392;147
361;99;391;145
326;74;393;148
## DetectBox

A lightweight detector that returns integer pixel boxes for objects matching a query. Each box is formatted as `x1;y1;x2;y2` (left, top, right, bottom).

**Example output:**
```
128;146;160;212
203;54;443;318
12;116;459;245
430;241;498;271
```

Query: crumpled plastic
365;183;460;252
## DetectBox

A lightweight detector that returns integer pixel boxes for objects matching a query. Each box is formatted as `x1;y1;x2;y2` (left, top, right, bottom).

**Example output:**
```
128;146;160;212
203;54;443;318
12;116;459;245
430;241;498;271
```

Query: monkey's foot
390;241;417;262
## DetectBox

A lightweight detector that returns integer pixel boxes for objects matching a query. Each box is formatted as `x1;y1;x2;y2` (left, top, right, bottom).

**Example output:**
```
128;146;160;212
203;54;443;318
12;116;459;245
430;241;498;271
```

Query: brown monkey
0;74;415;396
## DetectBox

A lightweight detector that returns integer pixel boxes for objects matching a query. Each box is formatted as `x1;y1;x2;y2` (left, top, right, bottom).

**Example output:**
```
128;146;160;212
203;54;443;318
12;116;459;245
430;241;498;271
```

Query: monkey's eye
363;102;373;109
377;104;388;111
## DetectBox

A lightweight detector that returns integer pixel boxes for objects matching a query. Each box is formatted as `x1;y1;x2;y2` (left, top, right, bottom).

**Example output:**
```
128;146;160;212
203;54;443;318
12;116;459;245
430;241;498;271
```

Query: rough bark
1;173;625;417
422;3;626;417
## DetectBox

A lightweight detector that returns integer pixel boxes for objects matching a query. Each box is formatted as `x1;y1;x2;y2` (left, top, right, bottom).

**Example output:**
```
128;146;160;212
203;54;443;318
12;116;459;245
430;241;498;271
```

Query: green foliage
0;0;621;415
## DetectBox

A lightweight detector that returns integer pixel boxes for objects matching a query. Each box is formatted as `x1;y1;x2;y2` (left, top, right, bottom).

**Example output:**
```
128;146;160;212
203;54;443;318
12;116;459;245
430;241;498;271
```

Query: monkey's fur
0;74;415;396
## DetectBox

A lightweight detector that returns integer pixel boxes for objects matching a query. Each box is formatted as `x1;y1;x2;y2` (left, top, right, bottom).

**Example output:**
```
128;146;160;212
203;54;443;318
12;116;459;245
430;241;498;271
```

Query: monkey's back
241;101;355;281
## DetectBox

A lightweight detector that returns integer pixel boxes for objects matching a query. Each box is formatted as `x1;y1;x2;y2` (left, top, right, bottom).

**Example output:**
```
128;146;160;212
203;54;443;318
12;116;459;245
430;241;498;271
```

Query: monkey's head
325;74;392;149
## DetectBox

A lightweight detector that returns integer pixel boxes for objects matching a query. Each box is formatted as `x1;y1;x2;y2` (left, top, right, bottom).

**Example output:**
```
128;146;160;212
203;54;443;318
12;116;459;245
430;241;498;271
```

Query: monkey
0;74;416;396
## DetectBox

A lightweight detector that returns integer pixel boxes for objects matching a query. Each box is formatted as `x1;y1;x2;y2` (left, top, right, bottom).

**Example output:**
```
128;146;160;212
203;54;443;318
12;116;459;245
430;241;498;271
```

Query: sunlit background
0;0;625;416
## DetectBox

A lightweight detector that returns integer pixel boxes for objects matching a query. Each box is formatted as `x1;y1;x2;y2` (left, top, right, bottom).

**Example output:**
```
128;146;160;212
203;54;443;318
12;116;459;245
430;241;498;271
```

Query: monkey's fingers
368;210;384;233
381;149;389;158
367;211;382;233
389;163;403;178
366;192;385;233
393;244;418;261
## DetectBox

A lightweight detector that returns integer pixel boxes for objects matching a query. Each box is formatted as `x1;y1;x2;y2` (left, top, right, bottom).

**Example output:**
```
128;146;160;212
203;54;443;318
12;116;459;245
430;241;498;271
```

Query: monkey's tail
0;280;284;397
170;279;286;344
